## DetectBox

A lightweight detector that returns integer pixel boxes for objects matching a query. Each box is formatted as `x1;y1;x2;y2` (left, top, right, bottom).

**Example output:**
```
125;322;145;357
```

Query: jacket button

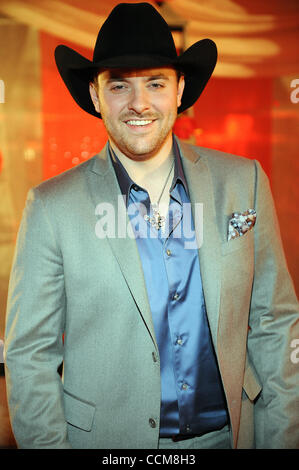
149;418;156;428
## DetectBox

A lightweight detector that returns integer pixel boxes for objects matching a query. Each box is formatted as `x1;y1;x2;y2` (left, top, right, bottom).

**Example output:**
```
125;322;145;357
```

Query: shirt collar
109;135;189;204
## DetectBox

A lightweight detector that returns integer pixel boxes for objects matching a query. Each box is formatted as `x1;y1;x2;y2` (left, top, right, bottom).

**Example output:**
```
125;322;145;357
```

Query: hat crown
93;3;177;63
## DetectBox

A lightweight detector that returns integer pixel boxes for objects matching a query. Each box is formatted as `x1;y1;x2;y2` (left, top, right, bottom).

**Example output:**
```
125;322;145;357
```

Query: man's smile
125;119;154;126
124;118;157;130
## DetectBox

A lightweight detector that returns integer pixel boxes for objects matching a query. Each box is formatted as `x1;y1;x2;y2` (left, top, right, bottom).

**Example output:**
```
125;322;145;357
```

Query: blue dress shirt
109;137;229;437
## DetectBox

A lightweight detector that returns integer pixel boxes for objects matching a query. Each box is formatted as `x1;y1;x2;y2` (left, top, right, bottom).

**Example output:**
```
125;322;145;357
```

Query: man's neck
109;135;174;189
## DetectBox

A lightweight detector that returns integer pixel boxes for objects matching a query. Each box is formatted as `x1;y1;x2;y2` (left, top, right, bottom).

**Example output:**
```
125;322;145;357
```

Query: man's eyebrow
106;73;170;82
146;74;169;81
106;77;127;83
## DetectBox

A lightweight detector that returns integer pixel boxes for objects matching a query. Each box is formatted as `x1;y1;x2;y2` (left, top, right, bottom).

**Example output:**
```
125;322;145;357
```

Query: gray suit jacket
4;137;299;448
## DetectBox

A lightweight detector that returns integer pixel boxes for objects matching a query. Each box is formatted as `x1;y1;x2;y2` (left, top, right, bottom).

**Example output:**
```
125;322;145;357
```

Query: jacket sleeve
248;160;299;449
4;187;72;448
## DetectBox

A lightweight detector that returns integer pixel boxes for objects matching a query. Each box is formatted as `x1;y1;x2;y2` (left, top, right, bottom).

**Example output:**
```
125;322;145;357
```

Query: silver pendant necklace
144;159;174;230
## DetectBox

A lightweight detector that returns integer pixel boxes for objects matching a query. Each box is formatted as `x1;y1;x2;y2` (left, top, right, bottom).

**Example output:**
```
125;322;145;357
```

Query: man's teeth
126;120;153;126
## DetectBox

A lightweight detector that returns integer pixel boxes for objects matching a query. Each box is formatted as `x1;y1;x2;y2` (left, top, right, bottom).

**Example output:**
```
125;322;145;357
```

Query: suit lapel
86;144;157;349
178;139;222;349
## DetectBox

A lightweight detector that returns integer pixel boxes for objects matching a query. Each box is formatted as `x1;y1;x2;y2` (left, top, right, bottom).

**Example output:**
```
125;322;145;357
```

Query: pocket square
228;209;256;241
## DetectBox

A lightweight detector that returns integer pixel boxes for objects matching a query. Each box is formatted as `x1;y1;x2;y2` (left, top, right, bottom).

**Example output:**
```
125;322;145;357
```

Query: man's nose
127;85;150;114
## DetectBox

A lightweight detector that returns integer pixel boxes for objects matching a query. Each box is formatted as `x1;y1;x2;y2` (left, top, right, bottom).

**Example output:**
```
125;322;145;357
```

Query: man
4;3;299;449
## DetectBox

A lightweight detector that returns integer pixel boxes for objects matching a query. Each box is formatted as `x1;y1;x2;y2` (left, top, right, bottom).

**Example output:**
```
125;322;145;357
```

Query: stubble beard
101;110;178;160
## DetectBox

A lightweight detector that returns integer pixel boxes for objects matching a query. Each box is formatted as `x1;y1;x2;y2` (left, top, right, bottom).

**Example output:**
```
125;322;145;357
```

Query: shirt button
182;383;188;390
177;337;183;345
149;418;156;428
132;184;139;191
173;293;179;301
166;249;171;256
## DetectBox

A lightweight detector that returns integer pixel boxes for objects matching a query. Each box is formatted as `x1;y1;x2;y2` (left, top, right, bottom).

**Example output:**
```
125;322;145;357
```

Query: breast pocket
221;229;254;256
220;228;254;294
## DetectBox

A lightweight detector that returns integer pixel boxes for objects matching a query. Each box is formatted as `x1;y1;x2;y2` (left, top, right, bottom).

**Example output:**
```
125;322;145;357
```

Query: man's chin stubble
115;135;171;161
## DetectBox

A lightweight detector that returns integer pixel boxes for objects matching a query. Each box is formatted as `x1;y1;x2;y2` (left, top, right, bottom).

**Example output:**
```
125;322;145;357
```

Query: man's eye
110;84;127;92
149;82;164;89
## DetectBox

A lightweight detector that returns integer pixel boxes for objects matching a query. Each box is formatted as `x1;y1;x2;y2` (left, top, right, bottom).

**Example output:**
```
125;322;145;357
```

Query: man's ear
89;83;100;113
177;75;185;108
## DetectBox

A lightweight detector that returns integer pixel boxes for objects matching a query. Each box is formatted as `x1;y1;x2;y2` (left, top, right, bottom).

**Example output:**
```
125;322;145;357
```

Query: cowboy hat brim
54;38;217;118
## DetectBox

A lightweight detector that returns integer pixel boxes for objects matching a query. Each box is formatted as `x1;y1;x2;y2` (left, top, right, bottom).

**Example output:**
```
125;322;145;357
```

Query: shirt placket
163;188;193;432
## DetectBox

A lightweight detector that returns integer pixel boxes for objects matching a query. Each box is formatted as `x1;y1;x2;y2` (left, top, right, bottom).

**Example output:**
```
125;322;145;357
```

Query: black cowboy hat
55;2;217;118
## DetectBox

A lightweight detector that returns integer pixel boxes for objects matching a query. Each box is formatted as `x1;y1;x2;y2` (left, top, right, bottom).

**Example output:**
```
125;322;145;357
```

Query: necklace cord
156;159;175;206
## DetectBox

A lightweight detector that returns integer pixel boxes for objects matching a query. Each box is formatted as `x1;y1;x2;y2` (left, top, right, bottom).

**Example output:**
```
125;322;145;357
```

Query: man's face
90;67;185;160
